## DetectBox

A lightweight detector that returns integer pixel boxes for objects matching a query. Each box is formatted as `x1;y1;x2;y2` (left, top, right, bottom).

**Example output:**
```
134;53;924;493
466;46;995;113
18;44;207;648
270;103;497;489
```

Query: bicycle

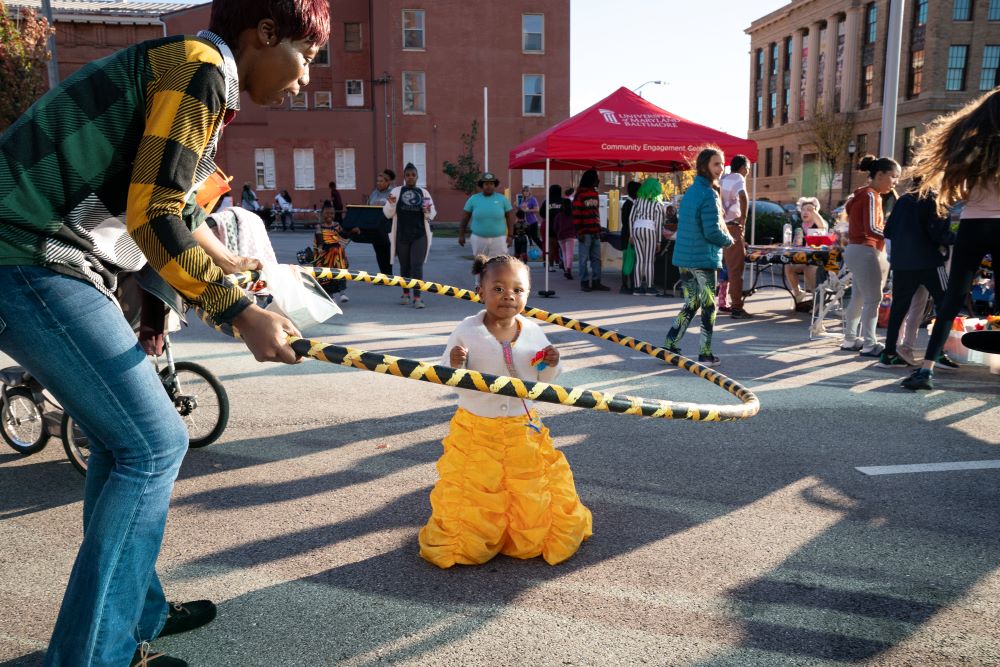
60;331;230;475
0;367;59;456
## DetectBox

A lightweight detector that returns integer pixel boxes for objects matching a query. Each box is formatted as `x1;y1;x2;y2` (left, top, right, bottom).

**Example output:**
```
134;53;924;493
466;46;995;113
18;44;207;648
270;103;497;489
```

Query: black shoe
564;271;573;280
876;352;911;369
730;309;754;320
131;644;187;666
901;368;934;391
158;600;217;638
935;353;961;370
591;282;611;291
663;343;682;356
698;353;721;367
581;283;592;292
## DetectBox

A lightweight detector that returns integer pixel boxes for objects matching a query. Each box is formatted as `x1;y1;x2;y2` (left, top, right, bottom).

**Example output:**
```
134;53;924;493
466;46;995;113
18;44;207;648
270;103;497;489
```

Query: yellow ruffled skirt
419;408;593;568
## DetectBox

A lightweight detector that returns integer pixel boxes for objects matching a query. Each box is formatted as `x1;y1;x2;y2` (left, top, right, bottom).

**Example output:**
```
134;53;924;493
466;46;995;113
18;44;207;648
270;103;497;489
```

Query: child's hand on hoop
449;345;468;368
542;345;559;368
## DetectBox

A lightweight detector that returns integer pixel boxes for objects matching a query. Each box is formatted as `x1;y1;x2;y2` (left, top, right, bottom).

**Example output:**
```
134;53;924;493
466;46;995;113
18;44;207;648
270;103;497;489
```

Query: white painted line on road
856;460;1000;475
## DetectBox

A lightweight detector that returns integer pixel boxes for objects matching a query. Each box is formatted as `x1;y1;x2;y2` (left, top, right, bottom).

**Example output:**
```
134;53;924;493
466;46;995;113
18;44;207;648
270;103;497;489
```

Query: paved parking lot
2;231;999;666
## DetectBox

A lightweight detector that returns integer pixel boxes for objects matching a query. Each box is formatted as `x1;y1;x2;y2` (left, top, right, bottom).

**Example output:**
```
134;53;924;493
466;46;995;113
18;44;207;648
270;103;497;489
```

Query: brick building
746;0;1000;207
7;0;570;220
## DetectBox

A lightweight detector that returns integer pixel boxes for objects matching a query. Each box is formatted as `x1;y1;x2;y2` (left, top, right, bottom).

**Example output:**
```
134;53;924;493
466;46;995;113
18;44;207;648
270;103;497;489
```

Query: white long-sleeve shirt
441;310;561;418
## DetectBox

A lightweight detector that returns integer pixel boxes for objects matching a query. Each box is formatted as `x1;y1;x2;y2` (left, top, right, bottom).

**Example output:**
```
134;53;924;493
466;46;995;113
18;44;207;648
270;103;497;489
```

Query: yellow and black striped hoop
208;268;760;422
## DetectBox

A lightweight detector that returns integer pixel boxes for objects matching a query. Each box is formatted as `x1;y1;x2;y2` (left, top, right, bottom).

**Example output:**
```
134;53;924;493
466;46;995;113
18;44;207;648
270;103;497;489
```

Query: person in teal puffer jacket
663;147;734;367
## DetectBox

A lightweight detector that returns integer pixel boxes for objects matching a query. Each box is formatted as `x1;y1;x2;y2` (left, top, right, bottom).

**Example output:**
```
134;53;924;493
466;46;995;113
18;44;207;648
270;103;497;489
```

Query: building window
946;45;969;90
254;148;275;190
344;22;362;51
765;147;773;177
782;87;790;124
345;79;364;107
402;71;426;113
522;169;545;188
523;74;544;115
914;0;928;25
856;133;868;158
902;127;916;166
522;14;543;52
861;64;874;107
314;91;332;109
335;148;356;190
314;43;329;66
981;46;1000;89
865;3;877;43
770;42;778;77
754;95;762;130
402;9;425;49
990;0;1000;20
954;0;972;20
293;148;314;190
768;91;777;128
402;143;427;187
778;144;784;176
909;49;924;97
755;48;764;80
289;92;307;109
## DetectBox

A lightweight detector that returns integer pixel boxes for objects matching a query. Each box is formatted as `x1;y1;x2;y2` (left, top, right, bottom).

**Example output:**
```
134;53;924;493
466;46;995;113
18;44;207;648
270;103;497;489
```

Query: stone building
747;0;1000;207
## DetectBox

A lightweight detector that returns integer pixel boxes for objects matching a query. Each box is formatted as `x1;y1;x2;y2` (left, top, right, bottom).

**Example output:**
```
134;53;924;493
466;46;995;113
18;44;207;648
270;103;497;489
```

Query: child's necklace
499;336;542;433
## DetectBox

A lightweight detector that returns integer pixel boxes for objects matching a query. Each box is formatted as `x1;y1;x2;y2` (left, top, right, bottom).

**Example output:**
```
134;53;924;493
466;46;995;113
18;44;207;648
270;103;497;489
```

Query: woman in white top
902;88;1000;390
628;178;667;295
785;196;828;304
382;163;436;308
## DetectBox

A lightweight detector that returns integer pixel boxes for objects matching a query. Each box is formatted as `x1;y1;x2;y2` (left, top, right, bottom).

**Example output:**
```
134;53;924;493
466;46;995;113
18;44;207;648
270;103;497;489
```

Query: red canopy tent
509;87;758;172
508;87;759;295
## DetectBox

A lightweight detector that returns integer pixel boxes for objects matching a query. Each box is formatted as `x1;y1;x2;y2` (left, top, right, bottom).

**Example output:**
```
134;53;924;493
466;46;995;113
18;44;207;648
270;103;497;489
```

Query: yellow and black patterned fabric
745;245;843;272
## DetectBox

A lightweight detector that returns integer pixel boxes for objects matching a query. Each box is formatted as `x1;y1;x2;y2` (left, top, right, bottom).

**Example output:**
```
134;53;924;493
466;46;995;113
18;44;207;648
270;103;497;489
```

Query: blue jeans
577;233;602;285
0;267;188;666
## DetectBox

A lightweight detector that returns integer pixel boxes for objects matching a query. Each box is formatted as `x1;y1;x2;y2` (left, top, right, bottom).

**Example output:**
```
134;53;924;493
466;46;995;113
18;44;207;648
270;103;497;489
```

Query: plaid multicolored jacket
0;31;250;323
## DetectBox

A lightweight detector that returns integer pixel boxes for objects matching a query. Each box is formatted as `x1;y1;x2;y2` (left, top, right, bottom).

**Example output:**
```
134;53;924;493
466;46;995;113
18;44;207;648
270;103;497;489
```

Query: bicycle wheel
1;386;50;455
160;361;229;448
60;412;89;476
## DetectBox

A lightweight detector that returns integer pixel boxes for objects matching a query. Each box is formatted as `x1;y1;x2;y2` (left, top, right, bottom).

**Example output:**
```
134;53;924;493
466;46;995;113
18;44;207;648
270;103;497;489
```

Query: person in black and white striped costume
629;178;668;295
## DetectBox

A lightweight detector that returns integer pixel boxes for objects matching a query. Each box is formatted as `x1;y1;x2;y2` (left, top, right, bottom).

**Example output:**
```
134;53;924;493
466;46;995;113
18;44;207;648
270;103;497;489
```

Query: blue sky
570;0;789;135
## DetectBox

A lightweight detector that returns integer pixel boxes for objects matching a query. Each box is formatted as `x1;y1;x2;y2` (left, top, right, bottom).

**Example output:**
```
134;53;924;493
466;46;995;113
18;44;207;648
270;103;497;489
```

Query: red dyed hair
209;0;330;47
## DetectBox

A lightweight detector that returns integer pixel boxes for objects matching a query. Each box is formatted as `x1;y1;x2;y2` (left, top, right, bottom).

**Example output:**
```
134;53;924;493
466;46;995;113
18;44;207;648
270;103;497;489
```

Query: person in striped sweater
572;169;610;291
629;178;668;295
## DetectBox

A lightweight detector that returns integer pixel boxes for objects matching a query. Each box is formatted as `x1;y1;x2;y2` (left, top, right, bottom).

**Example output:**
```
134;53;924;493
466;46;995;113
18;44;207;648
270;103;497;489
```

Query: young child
512;210;530;261
314;203;350;302
419;255;593;568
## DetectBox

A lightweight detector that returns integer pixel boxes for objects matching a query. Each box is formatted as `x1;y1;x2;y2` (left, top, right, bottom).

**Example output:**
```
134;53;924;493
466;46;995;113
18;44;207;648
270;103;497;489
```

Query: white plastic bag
260;261;341;330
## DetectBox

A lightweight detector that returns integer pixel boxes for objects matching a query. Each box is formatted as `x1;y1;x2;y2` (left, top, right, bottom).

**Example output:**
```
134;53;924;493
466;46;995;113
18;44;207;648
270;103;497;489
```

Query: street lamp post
632;80;665;97
846;139;857;195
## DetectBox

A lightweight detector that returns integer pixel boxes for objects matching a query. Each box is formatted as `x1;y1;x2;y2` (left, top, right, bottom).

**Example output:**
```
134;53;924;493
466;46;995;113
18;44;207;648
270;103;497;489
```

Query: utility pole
880;0;905;158
40;0;60;89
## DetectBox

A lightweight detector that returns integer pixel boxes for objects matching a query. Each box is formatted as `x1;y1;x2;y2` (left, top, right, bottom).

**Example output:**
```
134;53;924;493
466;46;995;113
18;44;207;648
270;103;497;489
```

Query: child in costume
512;210;530;261
419;254;593;568
314;203;350;302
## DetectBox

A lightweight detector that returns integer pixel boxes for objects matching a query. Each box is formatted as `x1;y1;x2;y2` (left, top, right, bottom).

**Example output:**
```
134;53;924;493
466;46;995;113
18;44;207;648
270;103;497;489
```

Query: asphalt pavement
1;228;999;666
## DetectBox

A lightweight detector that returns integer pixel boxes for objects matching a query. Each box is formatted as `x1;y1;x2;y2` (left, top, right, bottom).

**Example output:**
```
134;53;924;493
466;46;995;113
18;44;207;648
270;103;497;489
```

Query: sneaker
859;343;885;358
564;271;573;280
581;283;592;292
935;353;961;370
400;294;411;305
901;368;934;391
896;347;917;366
413;299;426;309
718;305;732;313
131;644;187;666
339;294;350;303
158;600;217;638
663;341;682;355
876;352;911;369
591;282;611;291
548;265;558;272
730;309;754;320
840;339;863;351
698;353;721;367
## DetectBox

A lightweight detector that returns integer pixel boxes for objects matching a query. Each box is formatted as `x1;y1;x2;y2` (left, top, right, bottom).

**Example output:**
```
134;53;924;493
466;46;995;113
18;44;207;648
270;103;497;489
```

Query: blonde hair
796;196;821;212
911;87;1000;214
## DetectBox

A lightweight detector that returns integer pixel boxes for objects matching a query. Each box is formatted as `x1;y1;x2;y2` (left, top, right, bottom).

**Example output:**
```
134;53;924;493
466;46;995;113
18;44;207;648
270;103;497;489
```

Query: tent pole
539;158;555;297
750;161;758;288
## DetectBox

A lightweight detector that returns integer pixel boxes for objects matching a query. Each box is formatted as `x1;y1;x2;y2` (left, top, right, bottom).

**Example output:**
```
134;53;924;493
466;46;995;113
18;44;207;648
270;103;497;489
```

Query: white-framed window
290;92;307;109
314;91;332;109
522;74;544;115
402;143;427;187
403;71;426;113
402;9;425;49
522;169;544;188
315;43;329;66
522;14;543;53
254;148;275;190
345;79;364;107
335;148;357;190
293;148;315;190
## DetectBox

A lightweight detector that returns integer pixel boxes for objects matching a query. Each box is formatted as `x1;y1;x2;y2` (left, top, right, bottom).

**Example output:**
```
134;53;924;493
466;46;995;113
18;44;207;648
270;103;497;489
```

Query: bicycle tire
160;361;229;448
1;386;50;455
60;412;89;476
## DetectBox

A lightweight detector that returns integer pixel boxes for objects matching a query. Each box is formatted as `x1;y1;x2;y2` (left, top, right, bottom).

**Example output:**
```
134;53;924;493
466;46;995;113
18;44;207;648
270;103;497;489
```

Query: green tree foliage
0;1;53;133
442;120;482;195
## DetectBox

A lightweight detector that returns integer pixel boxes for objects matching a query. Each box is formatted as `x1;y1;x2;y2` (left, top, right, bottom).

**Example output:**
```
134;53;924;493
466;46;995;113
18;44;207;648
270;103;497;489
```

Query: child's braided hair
472;254;528;283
